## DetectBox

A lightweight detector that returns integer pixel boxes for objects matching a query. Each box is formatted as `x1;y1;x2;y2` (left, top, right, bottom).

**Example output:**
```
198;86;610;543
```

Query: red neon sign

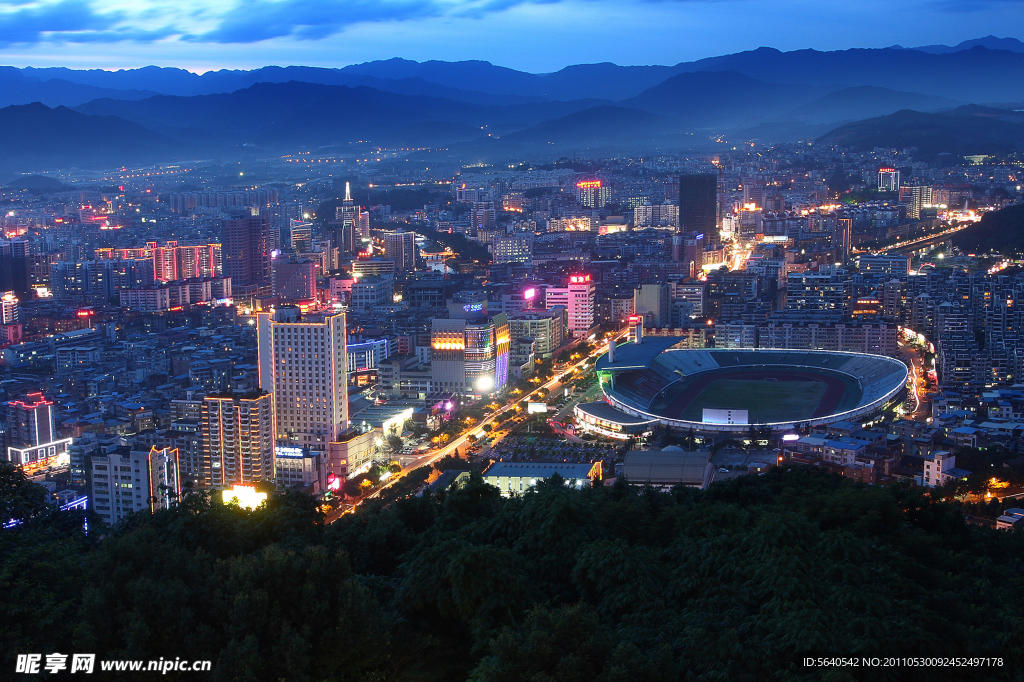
576;180;601;189
569;275;591;284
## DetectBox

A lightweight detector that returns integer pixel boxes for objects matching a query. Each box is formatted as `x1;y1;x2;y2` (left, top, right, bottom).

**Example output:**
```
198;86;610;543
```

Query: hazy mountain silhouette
817;106;1024;159
900;35;1024;54
0;102;185;173
782;86;962;124
0;67;157;108
5;40;1022;106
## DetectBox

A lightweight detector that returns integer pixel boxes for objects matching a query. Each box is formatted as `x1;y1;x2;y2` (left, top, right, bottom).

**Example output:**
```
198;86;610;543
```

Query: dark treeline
3;460;1024;681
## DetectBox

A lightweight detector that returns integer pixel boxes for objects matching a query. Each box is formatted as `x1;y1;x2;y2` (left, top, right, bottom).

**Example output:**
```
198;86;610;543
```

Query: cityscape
3;17;1024;681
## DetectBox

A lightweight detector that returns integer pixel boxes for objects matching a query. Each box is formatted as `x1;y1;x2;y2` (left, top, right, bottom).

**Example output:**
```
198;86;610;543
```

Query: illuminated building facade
257;306;349;447
544;274;595;337
575;180;610;208
5;392;72;473
201;391;275;487
431;312;511;396
382;230;416;273
91;446;180;525
877;168;900;192
148;241;222;282
1;291;19;324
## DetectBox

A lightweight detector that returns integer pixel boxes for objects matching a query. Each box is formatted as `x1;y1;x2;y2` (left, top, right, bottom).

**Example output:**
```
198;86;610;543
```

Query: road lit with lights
328;327;629;520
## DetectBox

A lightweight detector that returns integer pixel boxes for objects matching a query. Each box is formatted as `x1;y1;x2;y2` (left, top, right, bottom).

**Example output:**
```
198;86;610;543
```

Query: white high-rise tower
257;306;349;448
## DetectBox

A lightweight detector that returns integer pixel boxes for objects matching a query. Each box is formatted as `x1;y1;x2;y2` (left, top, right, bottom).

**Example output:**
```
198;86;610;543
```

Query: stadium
576;337;908;437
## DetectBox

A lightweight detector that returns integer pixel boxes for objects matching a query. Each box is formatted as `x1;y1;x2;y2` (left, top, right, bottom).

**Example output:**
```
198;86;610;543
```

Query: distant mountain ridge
897;35;1024;54
5;38;1024;108
0;102;185;174
816;106;1024;159
1;38;1022;172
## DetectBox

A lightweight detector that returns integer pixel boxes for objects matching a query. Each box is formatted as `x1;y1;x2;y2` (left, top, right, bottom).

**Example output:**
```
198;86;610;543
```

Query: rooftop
595;337;688;372
575;401;655;425
621;450;712;487
484;462;598;479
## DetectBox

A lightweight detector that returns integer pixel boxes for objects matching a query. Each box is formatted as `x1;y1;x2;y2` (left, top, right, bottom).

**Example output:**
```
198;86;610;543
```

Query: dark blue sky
0;0;1020;72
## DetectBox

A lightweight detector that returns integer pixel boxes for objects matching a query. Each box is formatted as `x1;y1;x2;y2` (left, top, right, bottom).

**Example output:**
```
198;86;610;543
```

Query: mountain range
1;38;1023;173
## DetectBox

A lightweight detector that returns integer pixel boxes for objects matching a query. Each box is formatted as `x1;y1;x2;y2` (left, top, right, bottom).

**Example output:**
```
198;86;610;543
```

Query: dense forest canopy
2;460;1024;680
954;203;1024;254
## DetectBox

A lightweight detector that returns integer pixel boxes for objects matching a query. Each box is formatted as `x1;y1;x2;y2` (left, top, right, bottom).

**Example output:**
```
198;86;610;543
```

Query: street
326;327;628;521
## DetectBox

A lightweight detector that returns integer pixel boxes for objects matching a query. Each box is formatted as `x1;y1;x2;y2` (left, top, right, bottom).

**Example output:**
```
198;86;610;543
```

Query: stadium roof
595;337;688;372
575;401;655;424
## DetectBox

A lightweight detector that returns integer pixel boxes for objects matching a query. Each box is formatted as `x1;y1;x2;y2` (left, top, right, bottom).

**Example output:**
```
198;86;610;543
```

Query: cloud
190;0;446;43
0;0;114;44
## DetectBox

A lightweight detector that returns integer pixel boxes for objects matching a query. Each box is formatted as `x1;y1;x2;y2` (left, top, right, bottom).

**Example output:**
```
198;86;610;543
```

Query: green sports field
676;379;827;423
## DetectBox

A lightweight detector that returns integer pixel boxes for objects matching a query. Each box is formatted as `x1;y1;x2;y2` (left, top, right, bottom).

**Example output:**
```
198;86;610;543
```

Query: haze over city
3;6;1024;681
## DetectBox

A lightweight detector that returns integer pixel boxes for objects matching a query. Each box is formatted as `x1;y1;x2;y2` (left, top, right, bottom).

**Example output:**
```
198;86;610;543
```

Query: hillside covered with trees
3;461;1024;680
954;203;1024;254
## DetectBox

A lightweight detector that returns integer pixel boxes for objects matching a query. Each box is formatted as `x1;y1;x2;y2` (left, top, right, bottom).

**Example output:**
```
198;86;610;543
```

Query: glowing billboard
222;484;268;510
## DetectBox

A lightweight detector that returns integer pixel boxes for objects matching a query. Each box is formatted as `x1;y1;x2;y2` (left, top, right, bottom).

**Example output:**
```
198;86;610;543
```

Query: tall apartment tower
7;392;55;448
257;306;349;448
221;216;272;288
877;168;900;192
383;231;416;273
0;239;30;298
201;391;275;487
1;291;20;325
835;218;853;265
678;174;718;240
544;274;595;337
90;446;180;526
634;283;671;329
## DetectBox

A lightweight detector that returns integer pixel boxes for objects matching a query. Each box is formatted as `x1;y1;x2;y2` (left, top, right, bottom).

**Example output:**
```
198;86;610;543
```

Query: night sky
0;0;1020;72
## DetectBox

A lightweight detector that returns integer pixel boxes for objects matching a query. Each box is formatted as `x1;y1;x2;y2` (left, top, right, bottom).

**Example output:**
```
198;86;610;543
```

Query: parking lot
492;435;616;463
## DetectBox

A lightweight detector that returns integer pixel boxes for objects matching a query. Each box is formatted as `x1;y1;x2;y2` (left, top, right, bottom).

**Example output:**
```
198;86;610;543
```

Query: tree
0;461;49;523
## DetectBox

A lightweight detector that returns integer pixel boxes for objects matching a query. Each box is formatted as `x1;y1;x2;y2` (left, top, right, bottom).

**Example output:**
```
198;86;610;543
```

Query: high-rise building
332;182;364;256
491;233;534;264
7;391;55;448
902;185;933;220
575;180;610;208
289;220;313;252
878;168;900;192
678;174;718;238
257;306;349;448
1;291;19;325
272;257;317;301
148;241;222;282
0;239;30;298
90;446;180;526
835;218;852;264
634;283;671;328
222;216;272;288
508;308;566;357
471;202;496;231
201;391;275;487
544;274;595;337
786;272;853;317
382;231;416;273
5;392;72;473
431;312;510;397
